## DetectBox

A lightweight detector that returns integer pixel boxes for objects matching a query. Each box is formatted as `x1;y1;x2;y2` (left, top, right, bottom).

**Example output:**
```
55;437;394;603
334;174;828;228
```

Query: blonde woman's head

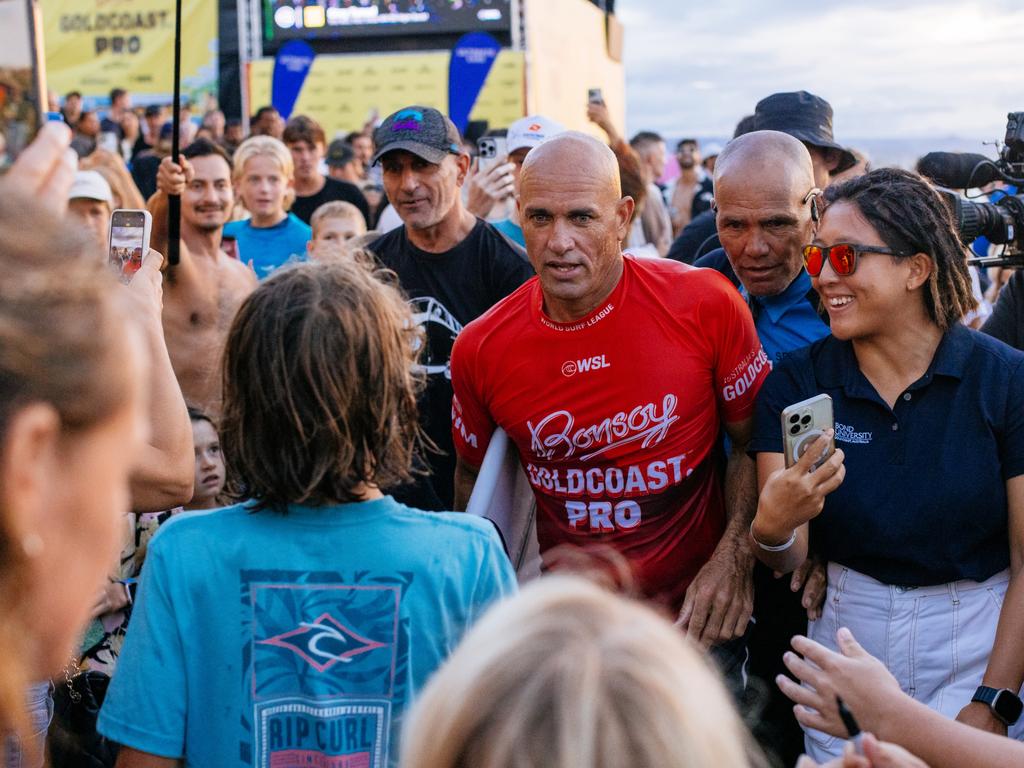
401;576;759;768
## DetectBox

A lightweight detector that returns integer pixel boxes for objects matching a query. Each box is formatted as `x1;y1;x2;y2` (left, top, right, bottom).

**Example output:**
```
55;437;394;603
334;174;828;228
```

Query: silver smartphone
781;393;834;470
476;135;507;175
588;87;604;105
108;209;152;284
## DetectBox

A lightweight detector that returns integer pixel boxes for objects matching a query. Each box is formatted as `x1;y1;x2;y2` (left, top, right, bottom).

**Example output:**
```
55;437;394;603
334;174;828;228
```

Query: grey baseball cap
372;106;462;165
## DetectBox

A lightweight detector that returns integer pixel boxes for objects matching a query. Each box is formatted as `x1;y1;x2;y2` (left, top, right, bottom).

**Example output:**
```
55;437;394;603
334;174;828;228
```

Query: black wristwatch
972;685;1024;726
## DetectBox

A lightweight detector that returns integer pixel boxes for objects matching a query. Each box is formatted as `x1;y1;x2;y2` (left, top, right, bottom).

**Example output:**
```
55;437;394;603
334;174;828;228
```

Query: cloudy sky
616;0;1024;146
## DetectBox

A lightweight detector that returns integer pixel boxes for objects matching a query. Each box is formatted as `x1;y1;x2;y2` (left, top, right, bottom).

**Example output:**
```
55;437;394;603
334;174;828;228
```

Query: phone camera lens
789;414;800;424
801;414;812;425
789;425;801;435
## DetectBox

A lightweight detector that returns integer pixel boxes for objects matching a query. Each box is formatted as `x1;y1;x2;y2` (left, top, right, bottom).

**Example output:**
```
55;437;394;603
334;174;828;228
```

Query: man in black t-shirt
283;115;371;226
370;106;534;510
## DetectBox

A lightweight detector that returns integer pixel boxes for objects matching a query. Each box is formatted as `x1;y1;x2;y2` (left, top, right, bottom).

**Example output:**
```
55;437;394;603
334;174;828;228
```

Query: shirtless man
668;139;714;236
148;138;257;415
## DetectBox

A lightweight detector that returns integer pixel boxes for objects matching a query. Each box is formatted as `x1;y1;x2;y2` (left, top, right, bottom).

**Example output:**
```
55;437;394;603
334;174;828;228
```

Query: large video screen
264;1;512;42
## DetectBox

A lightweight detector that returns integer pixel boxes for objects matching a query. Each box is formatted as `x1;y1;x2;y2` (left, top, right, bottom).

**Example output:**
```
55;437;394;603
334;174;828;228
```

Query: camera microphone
918;152;1002;189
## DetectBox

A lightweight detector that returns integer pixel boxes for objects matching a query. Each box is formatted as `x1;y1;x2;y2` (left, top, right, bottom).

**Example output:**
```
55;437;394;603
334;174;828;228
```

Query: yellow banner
41;0;217;106
249;50;525;137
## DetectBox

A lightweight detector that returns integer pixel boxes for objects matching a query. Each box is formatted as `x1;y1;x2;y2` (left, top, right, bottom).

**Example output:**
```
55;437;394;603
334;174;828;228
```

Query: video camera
918;112;1024;267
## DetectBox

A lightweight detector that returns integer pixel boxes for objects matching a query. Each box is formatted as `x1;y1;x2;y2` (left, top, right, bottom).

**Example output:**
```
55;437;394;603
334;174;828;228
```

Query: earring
21;533;43;558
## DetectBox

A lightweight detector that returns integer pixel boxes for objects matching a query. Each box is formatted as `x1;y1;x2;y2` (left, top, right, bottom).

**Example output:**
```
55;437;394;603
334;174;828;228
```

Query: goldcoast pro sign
56;9;171;55
42;0;217;104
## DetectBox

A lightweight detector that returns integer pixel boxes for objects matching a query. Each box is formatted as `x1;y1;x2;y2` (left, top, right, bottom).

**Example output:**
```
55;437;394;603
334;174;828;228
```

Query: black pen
837;697;865;755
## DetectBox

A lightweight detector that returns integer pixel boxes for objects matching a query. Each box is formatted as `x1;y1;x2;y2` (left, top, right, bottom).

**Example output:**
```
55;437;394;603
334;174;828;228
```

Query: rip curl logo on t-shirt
392;109;423;132
835;423;872;444
259;613;387;673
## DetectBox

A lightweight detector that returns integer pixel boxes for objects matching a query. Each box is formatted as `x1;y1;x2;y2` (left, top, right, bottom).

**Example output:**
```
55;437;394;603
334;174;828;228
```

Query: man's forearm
147;190;170;258
453;460;479;512
130;319;194;512
722;449;758;543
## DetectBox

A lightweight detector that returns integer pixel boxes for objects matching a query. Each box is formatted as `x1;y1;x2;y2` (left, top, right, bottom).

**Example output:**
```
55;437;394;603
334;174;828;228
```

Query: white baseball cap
507;115;566;153
702;142;724;159
68;170;113;204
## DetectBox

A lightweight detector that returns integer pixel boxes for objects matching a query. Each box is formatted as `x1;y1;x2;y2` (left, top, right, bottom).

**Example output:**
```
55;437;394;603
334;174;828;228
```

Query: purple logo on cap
393;109;424;133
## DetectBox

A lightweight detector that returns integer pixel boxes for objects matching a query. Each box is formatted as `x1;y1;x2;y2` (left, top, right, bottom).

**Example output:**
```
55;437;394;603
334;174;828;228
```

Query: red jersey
450;256;768;609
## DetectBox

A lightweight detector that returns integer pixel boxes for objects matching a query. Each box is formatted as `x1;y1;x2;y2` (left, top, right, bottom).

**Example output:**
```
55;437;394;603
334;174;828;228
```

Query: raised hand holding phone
755;429;846;541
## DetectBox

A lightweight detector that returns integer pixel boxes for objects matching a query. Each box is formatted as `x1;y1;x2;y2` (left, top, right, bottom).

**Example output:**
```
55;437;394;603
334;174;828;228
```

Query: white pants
803;563;1024;762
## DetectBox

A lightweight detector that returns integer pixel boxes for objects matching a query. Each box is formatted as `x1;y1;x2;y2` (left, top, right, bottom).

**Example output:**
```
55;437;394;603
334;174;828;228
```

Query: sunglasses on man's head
801;243;909;277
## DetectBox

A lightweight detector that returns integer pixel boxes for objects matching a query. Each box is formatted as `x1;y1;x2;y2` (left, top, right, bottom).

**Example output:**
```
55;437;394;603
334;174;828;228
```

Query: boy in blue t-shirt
224;135;310;279
96;259;516;768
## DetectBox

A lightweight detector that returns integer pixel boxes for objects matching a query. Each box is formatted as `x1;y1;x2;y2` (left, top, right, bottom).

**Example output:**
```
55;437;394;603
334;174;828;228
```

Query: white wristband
750;522;797;552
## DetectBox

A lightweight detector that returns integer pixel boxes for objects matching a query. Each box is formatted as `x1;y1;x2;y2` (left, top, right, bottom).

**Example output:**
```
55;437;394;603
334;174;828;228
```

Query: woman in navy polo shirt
748;168;1024;762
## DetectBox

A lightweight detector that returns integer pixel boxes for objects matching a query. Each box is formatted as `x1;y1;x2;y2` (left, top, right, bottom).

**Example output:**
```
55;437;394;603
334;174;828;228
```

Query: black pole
168;0;183;266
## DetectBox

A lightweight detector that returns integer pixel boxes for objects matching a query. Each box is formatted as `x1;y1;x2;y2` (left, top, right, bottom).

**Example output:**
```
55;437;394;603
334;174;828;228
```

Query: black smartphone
0;0;47;167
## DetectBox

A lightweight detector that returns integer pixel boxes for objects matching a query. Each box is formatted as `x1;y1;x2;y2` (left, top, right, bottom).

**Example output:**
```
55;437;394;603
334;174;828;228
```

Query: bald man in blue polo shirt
697;130;831;766
701;131;830;362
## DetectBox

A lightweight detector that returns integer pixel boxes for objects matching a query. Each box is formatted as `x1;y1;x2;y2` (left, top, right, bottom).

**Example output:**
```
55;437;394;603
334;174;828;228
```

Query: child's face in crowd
191;418;225;507
314;216;363;245
236;155;290;221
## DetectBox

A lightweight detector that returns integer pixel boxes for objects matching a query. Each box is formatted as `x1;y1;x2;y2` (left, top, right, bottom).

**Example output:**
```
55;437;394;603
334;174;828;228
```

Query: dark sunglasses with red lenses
801;243;908;277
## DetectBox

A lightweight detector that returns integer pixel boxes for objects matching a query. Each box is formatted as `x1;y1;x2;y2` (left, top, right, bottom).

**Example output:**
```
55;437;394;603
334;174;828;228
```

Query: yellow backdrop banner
249;50;525;137
41;0;217;106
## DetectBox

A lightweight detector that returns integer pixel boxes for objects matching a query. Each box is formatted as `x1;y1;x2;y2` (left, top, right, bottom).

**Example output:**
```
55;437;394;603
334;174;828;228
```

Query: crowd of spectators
2;81;1024;768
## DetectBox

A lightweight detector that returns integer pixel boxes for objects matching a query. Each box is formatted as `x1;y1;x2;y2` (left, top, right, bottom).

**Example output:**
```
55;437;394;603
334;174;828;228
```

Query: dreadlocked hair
824;167;977;330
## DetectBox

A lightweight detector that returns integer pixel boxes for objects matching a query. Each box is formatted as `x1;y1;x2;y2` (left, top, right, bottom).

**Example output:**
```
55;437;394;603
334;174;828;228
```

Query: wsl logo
392;108;423;133
561;354;611;377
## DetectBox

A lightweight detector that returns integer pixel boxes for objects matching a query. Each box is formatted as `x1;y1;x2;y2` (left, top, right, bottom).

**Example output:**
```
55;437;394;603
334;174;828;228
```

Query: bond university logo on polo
524;395;693;533
835;423;873;444
392;109;424;134
244;569;408;768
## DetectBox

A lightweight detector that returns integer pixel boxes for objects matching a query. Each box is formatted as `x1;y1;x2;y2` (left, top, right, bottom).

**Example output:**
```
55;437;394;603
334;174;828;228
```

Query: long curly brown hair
219;259;426;510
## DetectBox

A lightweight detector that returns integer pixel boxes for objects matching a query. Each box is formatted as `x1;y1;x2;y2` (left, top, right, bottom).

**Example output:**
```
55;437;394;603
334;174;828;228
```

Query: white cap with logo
68;170;113;204
507;115;566;153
